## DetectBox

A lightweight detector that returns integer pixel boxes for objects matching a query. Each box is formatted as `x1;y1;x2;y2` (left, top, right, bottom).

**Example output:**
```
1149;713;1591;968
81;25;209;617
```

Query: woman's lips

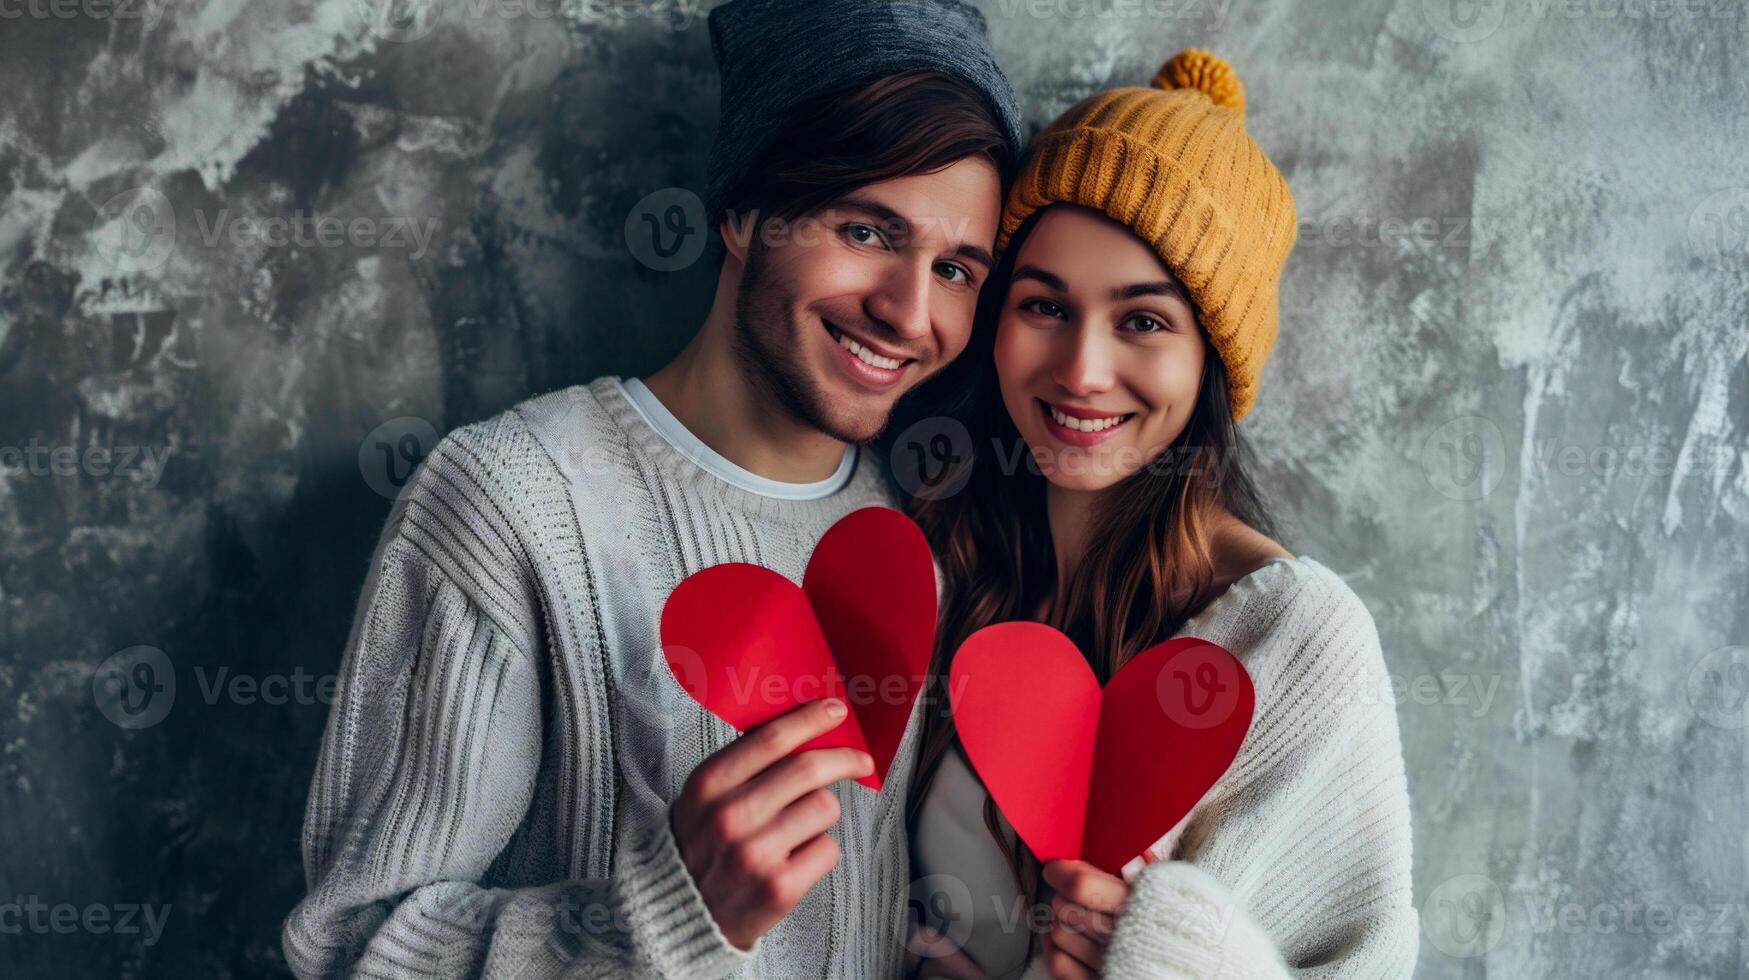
1037;398;1135;447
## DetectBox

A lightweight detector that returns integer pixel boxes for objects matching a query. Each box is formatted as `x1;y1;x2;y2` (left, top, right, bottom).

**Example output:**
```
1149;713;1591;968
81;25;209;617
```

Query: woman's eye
1020;298;1066;319
1127;314;1168;334
842;223;886;247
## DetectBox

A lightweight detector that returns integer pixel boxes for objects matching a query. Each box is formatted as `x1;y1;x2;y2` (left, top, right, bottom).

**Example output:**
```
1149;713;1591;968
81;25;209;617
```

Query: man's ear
719;210;758;264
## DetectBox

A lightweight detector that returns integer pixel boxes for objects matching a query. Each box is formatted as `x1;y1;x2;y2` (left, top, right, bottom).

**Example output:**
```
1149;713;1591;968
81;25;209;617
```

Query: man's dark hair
716;69;1018;234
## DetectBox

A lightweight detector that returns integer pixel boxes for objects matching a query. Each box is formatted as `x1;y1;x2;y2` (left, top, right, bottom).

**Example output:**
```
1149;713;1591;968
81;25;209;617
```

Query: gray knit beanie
704;0;1026;219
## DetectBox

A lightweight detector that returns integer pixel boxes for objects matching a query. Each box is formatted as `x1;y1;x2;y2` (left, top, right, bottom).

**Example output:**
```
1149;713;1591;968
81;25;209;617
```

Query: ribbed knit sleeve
1098;561;1418;979
281;430;754;980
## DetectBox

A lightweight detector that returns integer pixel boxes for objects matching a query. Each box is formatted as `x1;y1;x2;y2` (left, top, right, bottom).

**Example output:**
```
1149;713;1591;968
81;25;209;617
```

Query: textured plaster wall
1;0;1745;977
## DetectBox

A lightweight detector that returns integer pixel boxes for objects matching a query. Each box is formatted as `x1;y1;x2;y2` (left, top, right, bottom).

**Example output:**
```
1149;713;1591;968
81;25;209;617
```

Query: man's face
730;156;1002;444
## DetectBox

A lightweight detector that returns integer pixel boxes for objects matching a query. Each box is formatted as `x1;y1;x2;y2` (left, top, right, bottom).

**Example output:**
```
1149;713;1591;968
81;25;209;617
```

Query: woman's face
993;205;1207;493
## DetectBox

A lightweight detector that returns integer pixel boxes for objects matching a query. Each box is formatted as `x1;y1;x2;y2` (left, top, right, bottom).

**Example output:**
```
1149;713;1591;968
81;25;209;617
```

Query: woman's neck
1042;482;1104;618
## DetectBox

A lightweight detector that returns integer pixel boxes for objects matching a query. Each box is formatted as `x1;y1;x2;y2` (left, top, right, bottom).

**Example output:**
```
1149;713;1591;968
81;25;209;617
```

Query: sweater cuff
1103;860;1289;980
614;808;757;979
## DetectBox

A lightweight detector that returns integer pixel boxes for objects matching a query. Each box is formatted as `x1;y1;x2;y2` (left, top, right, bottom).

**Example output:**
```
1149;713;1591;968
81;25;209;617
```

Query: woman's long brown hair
900;206;1282;956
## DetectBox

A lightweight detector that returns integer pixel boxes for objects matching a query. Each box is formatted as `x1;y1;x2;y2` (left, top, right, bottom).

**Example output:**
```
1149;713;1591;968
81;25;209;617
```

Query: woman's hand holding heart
1040;859;1130;979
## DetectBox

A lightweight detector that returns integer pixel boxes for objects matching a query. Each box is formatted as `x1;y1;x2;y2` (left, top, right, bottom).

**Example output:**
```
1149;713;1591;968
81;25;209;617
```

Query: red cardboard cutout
659;507;936;791
949;624;1255;874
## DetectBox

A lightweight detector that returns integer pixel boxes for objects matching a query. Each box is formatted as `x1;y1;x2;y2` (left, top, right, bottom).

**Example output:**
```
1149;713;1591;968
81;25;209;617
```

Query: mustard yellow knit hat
998;49;1296;422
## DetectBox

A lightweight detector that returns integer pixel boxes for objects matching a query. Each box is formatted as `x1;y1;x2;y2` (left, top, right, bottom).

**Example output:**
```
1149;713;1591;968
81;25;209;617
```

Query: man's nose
866;261;933;341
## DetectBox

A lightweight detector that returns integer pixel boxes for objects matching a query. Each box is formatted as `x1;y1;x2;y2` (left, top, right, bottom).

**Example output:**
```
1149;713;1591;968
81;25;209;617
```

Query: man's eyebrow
828;195;994;270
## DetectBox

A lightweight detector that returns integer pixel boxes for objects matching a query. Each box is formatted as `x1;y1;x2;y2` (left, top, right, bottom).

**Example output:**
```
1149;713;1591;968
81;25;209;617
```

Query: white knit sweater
1012;557;1421;979
282;377;917;979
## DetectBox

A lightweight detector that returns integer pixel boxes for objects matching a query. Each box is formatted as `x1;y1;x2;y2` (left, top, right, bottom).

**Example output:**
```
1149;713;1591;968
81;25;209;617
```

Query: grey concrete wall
1;0;1745;976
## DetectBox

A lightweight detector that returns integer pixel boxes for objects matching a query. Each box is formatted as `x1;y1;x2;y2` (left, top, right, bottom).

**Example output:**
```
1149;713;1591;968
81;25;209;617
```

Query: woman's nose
1050;324;1117;396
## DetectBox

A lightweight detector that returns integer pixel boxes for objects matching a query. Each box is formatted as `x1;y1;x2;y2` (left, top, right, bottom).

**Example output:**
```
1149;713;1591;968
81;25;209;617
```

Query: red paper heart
659;507;937;791
949;624;1255;874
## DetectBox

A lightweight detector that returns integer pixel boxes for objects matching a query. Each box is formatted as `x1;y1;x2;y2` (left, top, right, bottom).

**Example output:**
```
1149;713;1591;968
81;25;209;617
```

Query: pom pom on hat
1152;48;1245;112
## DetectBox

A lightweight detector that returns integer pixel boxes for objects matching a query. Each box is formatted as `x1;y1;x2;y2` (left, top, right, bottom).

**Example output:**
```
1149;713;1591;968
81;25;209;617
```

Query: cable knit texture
1098;557;1417;979
991;558;1417;980
282;377;917;979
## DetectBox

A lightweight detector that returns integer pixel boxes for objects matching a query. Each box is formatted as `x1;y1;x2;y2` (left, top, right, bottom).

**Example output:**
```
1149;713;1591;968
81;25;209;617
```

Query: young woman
901;51;1417;979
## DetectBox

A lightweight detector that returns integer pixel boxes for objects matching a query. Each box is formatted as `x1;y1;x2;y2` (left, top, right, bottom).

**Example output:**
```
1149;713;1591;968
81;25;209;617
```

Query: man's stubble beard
731;240;897;446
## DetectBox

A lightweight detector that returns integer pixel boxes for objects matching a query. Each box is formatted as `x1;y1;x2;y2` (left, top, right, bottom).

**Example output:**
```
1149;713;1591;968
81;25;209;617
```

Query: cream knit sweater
1006;557;1420;979
282;378;917;979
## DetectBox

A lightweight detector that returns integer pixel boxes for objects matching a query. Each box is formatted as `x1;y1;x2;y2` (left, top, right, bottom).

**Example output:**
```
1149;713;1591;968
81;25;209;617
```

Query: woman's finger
1040;930;1097;980
1042;859;1130;913
1050;893;1116;942
1049;920;1105;971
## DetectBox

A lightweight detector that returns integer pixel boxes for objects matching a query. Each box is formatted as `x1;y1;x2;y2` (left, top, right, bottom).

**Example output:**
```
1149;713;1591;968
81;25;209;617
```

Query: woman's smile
1038;398;1137;446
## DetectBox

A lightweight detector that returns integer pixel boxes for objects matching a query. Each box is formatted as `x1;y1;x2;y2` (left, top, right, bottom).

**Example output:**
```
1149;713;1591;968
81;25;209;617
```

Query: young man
281;1;1022;977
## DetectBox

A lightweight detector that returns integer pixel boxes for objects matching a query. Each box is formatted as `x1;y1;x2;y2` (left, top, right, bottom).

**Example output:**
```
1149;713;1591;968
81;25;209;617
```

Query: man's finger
745;785;845;856
779;832;841;900
736;746;871;823
690;698;849;803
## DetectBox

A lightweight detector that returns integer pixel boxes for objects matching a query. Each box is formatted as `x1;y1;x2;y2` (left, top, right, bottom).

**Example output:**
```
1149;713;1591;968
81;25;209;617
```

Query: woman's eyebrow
1012;265;1068;290
1113;280;1189;302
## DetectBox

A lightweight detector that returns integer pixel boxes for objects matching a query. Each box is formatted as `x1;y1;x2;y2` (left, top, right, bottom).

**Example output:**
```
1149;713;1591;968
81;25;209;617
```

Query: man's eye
937;262;972;285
